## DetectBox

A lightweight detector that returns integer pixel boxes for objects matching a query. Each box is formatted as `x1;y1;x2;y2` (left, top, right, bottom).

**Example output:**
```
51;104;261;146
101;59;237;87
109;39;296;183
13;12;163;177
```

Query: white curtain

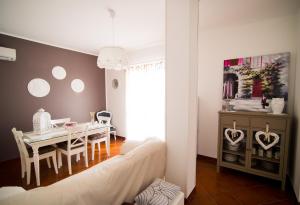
126;61;165;141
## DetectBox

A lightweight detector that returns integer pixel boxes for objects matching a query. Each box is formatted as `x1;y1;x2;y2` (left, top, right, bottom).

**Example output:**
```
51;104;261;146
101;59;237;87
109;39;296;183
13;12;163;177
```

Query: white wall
197;15;297;158
128;45;165;65
290;10;300;203
105;45;165;137
105;70;126;137
165;0;198;197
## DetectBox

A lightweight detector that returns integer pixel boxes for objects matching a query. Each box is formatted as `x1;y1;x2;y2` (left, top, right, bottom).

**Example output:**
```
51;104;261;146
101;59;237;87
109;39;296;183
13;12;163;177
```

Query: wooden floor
186;157;299;205
0;136;125;190
0;138;298;204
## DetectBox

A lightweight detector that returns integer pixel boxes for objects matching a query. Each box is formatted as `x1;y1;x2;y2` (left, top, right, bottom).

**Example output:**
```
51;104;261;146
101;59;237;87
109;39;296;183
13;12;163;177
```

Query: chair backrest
66;124;88;151
51;118;71;128
96;111;112;125
11;128;29;158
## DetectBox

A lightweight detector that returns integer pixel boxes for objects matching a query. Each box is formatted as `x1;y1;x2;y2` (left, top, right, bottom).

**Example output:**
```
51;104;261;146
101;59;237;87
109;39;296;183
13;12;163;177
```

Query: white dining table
23;122;110;186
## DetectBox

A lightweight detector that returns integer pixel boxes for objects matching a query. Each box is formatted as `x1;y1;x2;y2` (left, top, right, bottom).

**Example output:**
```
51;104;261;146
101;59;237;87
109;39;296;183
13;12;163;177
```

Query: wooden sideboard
217;111;291;190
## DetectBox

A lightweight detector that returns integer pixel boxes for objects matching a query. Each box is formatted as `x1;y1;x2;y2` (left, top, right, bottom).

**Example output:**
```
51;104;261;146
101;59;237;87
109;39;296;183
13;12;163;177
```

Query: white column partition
292;10;300;203
165;0;199;197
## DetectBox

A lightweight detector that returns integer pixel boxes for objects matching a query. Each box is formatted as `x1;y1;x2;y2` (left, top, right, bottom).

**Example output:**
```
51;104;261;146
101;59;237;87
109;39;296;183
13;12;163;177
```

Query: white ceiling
199;0;300;31
1;0;299;55
0;0;165;55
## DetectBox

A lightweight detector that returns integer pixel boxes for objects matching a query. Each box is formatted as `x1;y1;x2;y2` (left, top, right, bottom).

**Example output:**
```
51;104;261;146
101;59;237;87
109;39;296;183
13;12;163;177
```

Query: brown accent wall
0;34;106;162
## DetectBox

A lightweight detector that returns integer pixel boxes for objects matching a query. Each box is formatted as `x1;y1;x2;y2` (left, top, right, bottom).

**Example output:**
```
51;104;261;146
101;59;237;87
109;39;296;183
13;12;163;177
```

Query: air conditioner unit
0;46;16;61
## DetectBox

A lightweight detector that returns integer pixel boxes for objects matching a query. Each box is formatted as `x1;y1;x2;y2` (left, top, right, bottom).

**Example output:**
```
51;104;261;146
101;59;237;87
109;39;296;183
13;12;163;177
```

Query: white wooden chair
50;118;71;150
57;125;88;175
96;111;117;141
11;128;58;185
11;128;26;179
51;118;71;128
87;128;110;160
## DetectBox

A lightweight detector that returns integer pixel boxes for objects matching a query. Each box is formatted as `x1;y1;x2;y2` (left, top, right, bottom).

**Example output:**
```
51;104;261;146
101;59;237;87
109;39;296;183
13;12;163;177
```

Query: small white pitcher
271;98;284;114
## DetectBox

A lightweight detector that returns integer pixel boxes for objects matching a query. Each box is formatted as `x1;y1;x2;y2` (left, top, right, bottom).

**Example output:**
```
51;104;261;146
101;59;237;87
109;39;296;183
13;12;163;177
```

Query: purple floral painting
223;52;289;112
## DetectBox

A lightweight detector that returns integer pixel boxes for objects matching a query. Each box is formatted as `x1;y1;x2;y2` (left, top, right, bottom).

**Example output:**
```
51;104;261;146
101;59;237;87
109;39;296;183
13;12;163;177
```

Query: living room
1;0;300;205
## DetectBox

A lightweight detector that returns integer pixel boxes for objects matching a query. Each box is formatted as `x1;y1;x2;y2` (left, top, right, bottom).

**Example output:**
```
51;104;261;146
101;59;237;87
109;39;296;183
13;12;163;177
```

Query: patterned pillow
135;178;181;205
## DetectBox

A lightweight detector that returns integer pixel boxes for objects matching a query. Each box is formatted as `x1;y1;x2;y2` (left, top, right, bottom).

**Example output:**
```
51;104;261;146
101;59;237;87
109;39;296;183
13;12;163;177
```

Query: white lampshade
97;47;128;70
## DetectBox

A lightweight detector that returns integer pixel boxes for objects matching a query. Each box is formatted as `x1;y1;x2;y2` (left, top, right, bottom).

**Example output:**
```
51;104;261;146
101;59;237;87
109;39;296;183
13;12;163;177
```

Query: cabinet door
219;123;249;170
248;127;285;179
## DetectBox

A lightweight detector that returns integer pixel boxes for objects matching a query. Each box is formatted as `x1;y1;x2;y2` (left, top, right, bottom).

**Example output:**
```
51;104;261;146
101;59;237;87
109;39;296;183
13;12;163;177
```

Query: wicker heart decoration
255;131;279;150
224;128;244;145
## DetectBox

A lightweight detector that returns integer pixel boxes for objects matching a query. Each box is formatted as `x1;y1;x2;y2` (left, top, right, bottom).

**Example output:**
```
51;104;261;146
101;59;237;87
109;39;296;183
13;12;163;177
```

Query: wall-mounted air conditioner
0;46;16;61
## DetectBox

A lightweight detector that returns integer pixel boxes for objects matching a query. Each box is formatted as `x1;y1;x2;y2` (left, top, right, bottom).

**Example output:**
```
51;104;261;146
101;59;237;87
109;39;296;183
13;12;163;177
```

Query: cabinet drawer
220;116;249;127
251;118;286;131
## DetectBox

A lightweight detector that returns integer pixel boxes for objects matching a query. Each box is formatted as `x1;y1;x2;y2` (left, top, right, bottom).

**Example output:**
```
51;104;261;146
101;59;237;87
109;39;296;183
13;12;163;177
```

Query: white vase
271;98;285;114
33;108;51;134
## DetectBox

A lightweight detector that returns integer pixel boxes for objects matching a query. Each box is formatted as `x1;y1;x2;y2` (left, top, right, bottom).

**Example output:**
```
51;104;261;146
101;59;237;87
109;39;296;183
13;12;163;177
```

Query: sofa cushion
27;145;56;157
57;142;84;150
135;178;181;205
88;134;106;140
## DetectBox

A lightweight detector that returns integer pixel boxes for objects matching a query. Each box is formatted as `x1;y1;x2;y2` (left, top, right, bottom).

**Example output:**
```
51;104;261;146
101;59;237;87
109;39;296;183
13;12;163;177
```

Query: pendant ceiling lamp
97;9;128;70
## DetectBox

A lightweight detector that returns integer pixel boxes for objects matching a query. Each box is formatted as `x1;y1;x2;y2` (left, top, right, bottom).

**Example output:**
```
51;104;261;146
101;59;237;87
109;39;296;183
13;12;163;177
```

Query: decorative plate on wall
27;78;50;97
71;79;85;93
52;66;66;80
112;79;119;89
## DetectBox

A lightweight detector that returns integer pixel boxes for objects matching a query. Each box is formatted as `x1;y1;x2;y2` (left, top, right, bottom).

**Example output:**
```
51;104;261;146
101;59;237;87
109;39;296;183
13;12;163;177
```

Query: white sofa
0;138;169;205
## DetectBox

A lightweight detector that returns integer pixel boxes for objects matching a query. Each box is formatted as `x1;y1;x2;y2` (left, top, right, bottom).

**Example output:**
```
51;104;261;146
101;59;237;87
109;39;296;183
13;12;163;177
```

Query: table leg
32;146;40;186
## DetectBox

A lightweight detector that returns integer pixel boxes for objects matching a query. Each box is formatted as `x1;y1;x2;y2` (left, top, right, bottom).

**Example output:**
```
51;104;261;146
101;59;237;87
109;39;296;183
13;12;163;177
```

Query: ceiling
0;0;165;55
1;0;299;55
199;0;300;31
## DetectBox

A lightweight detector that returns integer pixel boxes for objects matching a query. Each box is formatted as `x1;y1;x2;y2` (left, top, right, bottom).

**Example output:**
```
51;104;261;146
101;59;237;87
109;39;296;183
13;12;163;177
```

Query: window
126;61;165;141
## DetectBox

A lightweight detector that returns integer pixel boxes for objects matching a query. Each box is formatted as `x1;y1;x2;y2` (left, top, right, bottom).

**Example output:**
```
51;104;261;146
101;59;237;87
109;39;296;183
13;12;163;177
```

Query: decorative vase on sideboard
271;98;285;114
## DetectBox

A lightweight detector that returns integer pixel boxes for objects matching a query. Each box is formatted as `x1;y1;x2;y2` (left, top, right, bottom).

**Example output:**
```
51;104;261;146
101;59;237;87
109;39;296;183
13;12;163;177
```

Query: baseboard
185;187;196;203
0;157;20;165
197;154;217;164
109;135;126;140
117;135;126;139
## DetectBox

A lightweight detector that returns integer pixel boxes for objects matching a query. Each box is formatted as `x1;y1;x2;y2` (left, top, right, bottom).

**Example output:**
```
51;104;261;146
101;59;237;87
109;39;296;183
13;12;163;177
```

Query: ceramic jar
33;108;51;134
266;149;273;158
271;98;285;114
258;147;264;157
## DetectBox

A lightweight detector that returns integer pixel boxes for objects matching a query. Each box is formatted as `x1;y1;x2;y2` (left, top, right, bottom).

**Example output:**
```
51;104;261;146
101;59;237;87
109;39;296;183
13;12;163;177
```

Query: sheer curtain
126;61;165;141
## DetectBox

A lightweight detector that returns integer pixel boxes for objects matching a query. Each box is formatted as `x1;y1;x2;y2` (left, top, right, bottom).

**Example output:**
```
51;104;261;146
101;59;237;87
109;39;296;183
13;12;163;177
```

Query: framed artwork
222;52;289;112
